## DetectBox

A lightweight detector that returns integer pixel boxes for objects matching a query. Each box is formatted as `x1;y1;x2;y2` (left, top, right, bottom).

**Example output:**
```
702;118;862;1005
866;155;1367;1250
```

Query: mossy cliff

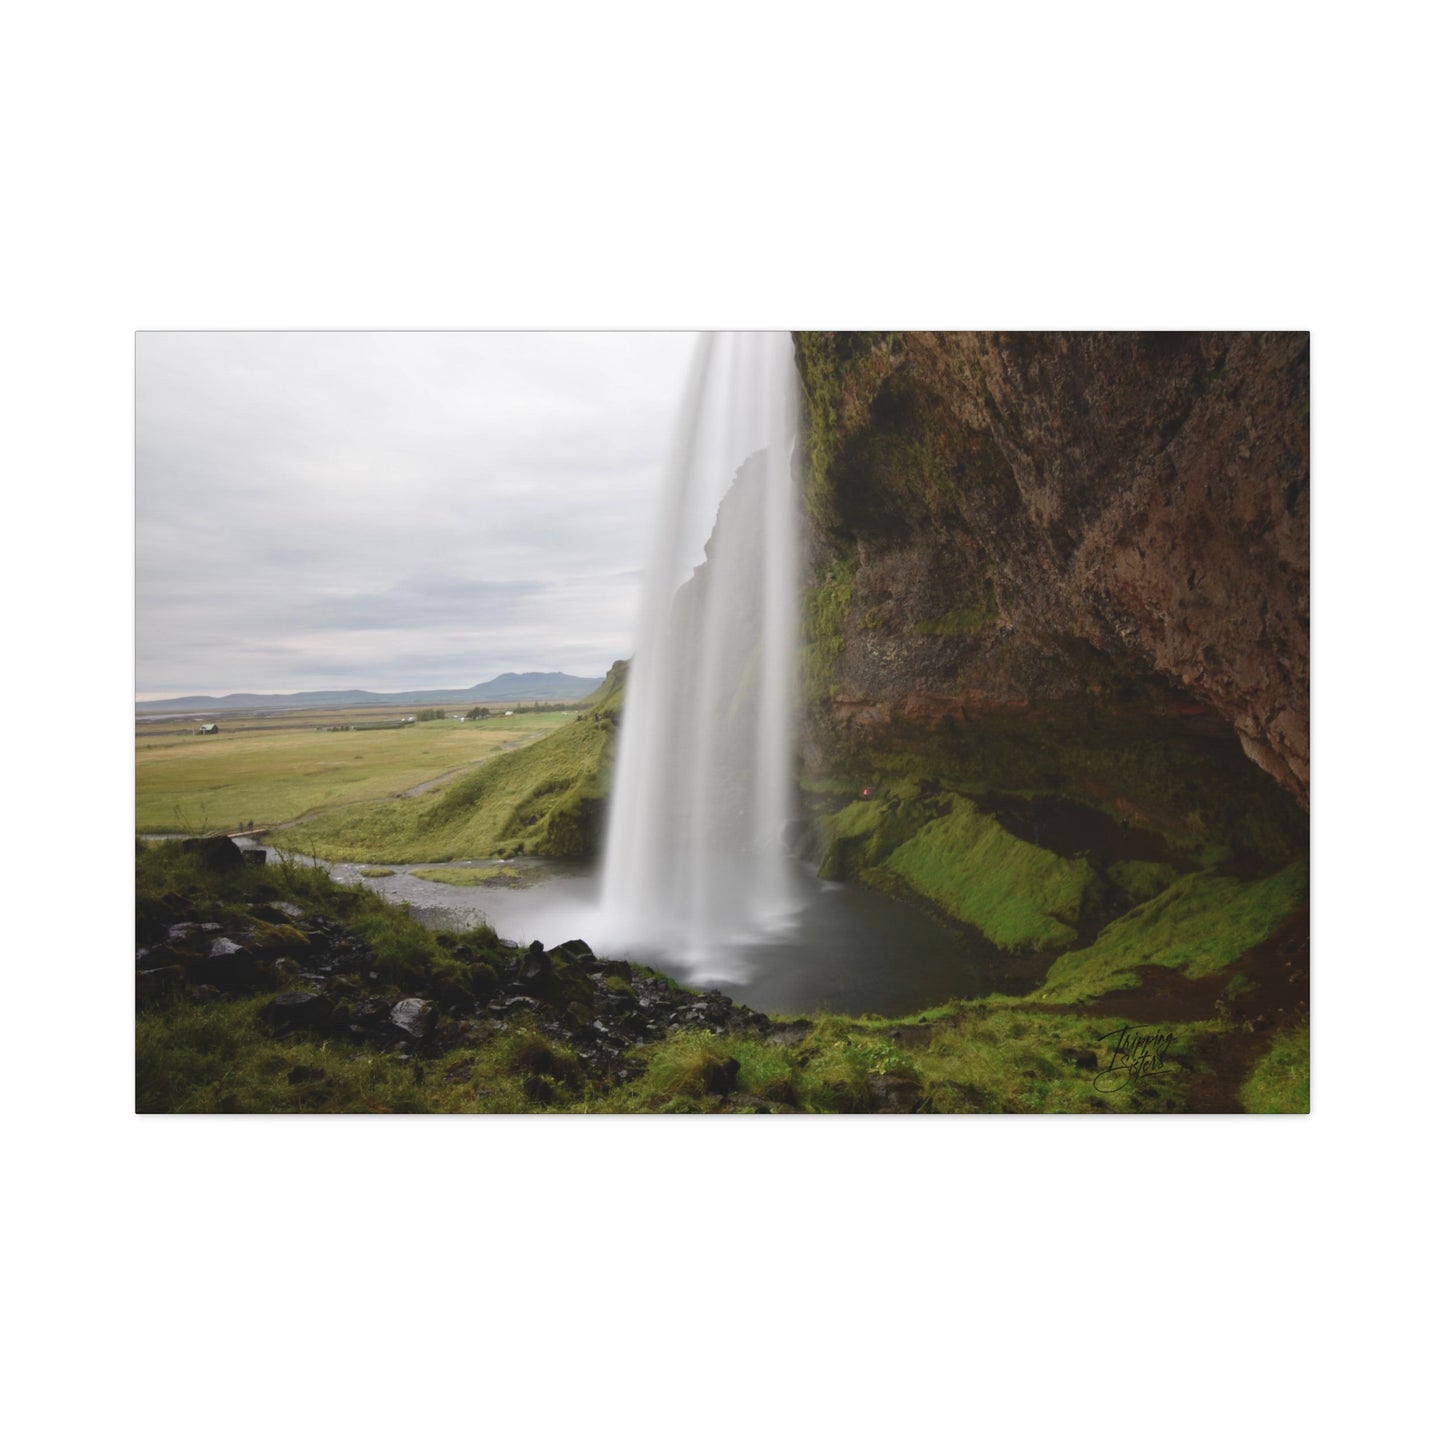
794;331;1309;844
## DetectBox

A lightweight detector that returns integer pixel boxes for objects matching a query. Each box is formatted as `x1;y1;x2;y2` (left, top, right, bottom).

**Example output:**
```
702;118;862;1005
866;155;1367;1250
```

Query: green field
277;708;616;861
135;711;573;834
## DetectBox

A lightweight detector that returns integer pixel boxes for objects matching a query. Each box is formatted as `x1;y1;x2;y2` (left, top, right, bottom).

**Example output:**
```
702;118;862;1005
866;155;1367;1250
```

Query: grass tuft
1239;1021;1309;1113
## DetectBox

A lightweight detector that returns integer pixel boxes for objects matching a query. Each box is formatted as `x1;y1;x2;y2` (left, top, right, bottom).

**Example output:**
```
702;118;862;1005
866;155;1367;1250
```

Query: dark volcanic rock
519;943;553;993
553;939;598;967
700;1057;742;1096
867;1073;923;1114
187;937;270;992
181;835;245;870
262;992;331;1030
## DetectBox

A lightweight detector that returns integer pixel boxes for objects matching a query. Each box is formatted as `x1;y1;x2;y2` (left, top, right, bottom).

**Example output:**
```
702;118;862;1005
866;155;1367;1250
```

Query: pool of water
303;852;1019;1018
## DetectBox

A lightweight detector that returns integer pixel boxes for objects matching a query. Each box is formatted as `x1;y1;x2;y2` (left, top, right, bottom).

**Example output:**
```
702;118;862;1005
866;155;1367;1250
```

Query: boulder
562;1000;596;1034
553;939;598;967
187;937;270;992
262;992;331;1030
389;998;436;1040
867;1073;923;1114
181;835;245;870
519;949;554;994
351;998;394;1035
699;1057;742;1096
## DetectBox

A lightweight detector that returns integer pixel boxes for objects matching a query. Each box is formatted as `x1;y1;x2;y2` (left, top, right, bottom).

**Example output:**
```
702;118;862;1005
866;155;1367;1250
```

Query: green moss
884;796;1099;951
1039;859;1308;1004
412;866;519;886
910;585;998;637
1239;1020;1310;1113
801;553;858;704
793;331;846;534
815;788;935;880
1106;859;1179;906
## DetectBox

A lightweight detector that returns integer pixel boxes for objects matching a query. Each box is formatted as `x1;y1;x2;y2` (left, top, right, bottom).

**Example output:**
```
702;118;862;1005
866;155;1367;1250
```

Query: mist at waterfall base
383;331;1005;1016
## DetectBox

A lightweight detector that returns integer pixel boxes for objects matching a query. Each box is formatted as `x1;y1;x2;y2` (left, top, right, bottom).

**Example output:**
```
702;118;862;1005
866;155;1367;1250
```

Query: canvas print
135;331;1309;1113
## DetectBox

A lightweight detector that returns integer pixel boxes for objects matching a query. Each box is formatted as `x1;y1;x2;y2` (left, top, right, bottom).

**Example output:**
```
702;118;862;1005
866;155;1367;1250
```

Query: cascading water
598;331;801;980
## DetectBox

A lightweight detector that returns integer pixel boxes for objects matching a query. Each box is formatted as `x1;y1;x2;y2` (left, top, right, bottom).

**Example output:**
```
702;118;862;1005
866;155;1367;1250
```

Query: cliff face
794;332;1309;820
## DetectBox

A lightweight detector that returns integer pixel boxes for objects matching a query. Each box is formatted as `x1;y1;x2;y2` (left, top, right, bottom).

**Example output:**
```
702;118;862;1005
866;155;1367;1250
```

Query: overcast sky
135;332;702;699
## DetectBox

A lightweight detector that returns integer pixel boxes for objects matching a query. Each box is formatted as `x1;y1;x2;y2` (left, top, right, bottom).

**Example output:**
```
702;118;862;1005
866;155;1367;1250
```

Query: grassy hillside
277;666;626;861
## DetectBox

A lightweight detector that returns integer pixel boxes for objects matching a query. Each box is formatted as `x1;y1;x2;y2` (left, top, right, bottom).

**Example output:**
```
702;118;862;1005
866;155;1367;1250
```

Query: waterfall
598;332;801;978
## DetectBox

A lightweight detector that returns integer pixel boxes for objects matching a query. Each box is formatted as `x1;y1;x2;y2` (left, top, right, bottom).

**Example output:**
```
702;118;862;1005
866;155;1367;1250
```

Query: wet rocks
188;937;271;992
553;939;598;969
136;893;780;1094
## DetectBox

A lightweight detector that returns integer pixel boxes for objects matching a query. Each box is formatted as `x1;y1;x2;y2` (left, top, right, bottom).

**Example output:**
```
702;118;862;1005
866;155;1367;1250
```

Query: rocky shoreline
136;835;813;1110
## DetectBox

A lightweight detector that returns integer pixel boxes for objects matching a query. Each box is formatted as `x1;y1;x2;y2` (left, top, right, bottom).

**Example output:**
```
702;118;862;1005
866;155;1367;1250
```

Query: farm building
197;722;219;735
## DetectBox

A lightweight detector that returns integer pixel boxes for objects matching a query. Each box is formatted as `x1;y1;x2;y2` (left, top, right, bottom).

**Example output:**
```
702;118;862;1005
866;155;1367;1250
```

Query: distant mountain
135;671;607;714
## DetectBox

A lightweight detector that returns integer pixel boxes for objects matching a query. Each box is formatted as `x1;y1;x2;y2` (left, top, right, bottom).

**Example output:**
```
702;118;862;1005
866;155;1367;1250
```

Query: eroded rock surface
795;331;1309;806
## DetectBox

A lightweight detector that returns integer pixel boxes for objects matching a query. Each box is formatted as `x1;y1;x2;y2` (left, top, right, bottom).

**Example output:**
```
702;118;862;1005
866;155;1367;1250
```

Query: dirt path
399;766;469;797
1029;904;1310;1110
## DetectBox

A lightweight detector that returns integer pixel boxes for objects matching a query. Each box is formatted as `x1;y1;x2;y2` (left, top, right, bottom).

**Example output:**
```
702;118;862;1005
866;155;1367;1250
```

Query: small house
197;722;219;735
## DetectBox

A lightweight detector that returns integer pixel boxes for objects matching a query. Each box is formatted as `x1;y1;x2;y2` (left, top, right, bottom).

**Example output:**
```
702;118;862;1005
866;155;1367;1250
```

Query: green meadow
135;711;572;834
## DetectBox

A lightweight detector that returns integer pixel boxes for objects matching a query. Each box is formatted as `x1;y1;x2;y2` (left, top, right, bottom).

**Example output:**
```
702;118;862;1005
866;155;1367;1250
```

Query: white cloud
135;331;700;696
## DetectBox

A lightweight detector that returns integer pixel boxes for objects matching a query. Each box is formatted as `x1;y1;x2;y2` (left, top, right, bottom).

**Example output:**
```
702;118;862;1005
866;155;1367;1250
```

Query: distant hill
135;671;607;714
